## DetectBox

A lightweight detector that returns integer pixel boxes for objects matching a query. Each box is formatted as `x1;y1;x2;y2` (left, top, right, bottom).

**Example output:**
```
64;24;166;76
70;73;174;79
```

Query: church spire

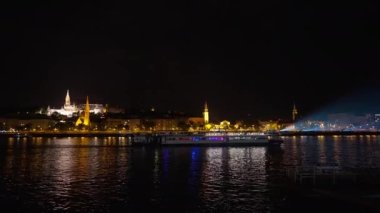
65;90;71;106
292;103;298;122
76;96;91;127
83;96;90;126
203;101;209;124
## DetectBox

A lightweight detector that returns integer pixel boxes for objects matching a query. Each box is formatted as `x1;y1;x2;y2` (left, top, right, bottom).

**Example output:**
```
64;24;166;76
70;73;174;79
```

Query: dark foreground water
1;136;380;212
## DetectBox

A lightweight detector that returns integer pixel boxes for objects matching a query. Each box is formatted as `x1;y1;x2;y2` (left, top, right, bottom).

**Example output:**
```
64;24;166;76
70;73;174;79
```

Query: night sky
1;1;379;121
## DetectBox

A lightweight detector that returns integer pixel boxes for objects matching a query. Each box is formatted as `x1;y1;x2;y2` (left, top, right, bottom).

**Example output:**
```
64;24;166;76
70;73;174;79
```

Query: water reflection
1;136;380;211
198;147;271;212
282;136;380;168
0;137;131;211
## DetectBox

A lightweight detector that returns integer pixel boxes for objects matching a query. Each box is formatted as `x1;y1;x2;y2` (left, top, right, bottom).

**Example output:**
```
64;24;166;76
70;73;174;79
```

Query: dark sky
1;1;379;121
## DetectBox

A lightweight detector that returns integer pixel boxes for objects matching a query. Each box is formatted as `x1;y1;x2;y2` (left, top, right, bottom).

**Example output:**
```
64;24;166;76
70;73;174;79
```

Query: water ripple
1;136;380;211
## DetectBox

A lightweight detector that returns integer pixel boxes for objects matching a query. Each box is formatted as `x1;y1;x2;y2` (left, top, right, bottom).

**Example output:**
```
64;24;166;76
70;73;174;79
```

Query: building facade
47;90;105;117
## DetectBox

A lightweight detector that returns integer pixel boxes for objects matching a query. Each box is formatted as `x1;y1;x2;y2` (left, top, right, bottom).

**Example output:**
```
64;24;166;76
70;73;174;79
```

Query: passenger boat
130;132;283;146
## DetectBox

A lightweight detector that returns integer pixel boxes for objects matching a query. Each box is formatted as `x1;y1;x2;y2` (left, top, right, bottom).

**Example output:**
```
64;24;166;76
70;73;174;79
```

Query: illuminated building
76;96;90;126
219;120;231;129
203;102;209;124
47;90;105;117
187;117;204;130
78;103;106;114
65;90;70;107
0;118;52;131
259;120;281;132
47;90;79;117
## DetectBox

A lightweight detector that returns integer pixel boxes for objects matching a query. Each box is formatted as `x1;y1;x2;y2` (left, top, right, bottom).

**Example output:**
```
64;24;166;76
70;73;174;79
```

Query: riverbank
1;130;380;138
0;131;133;138
279;131;380;136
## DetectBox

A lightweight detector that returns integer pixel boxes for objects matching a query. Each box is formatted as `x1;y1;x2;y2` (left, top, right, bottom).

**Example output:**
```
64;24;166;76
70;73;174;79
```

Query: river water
0;136;380;212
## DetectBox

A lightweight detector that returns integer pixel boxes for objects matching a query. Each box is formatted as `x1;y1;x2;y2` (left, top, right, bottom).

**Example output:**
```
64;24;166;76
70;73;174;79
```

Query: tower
83;96;90;126
292;103;298;122
65;90;71;106
75;96;91;127
203;102;209;124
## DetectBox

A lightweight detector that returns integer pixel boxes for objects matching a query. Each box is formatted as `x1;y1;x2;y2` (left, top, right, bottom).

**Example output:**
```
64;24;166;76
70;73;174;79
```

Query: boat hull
131;134;283;146
161;141;274;146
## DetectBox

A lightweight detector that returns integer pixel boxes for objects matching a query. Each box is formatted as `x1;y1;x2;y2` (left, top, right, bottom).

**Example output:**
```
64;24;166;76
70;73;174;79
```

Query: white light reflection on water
1;137;131;211
200;147;269;212
2;136;380;212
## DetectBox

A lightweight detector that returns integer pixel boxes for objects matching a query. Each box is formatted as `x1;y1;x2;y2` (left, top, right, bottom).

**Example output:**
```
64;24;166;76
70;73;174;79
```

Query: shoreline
1;131;380;138
279;131;380;136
